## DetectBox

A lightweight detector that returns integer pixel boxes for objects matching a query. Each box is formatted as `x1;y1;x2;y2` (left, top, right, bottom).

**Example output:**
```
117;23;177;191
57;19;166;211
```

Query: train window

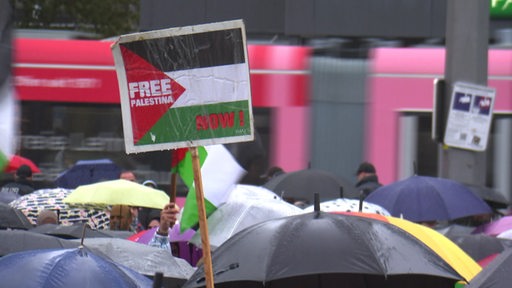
19;101;172;190
18;102;272;191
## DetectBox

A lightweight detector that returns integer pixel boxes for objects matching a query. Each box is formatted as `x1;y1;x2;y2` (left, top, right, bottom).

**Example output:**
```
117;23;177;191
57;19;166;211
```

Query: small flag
0;7;15;171
174;145;246;232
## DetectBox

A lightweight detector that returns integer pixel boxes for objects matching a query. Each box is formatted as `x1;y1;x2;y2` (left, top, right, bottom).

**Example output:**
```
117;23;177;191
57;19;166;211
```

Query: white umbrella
190;185;305;250
303;198;391;216
497;229;512;240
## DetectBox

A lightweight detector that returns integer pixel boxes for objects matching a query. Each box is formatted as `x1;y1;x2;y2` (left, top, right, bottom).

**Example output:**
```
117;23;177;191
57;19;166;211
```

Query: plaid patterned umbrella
9;188;110;229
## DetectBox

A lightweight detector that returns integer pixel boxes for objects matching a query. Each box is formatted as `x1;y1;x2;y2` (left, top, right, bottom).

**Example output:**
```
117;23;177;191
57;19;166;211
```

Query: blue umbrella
365;175;492;223
0;247;152;287
55;159;121;189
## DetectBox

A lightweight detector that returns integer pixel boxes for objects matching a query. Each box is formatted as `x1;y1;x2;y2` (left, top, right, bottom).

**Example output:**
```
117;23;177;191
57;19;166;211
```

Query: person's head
129;206;140;218
16;165;32;180
36;209;58;225
120;170;136;182
142;180;157;189
148;217;160;229
356;162;376;181
265;166;284;180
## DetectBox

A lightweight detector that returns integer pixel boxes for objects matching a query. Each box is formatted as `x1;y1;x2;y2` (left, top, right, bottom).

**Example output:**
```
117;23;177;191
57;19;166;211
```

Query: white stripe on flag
202;144;246;206
0;79;16;157
167;63;250;108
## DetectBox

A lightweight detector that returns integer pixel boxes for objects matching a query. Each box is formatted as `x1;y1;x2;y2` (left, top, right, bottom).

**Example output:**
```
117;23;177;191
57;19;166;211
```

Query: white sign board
111;20;254;154
443;82;496;151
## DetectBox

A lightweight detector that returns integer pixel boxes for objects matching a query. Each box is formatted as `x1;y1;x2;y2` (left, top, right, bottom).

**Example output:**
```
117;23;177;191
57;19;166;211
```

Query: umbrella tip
314;193;320;213
80;223;90;246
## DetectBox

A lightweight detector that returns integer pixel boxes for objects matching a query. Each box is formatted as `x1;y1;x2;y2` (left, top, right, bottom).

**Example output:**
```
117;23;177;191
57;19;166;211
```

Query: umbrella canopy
263;168;358;204
365;175;492;223
9;188;110;229
189;194;304;250
64;179;170;209
183;211;480;288
4;155;40;173
497;228;512;240
0;229;80;256
78;237;196;287
54;158;121;189
436;224;475;238
473;216;512;236
0;247;153;288
464;183;510;210
30;223;117;239
447;234;512;262
303;198;391;215
229;184;283;201
0;202;33;230
465;248;512;288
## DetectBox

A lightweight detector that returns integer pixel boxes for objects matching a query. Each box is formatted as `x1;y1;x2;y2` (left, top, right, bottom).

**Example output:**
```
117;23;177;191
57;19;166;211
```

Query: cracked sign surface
112;20;254;153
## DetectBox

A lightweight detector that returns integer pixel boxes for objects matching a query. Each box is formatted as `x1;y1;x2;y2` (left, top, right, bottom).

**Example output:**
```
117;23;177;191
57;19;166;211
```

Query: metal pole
439;0;489;185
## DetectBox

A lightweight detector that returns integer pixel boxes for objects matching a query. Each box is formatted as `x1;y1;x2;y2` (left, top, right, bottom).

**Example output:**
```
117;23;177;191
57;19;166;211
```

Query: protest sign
112;20;254;153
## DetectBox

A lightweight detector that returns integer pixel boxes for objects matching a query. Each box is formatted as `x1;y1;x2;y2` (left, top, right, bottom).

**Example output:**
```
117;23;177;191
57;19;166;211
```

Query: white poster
443;82;496;151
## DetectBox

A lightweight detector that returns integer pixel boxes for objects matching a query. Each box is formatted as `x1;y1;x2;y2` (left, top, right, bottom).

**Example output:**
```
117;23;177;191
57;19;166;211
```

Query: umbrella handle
359;190;364;212
152;272;163;288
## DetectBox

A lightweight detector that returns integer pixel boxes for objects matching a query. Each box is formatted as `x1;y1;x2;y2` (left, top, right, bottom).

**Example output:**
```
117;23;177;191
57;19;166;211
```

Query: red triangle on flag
120;46;186;143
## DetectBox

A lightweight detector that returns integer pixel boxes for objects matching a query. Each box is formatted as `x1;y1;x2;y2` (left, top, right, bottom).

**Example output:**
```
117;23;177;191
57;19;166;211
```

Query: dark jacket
0;178;35;199
355;174;382;199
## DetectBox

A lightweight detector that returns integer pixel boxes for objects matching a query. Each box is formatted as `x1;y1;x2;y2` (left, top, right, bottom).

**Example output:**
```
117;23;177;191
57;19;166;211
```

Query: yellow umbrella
64;179;169;209
335;212;482;283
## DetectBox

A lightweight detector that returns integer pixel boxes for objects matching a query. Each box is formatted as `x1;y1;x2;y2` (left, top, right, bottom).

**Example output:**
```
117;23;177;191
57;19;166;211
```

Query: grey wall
139;0;447;40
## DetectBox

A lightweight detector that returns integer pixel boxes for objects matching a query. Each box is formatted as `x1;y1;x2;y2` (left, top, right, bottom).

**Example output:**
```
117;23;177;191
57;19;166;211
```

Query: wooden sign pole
169;172;177;203
190;146;215;288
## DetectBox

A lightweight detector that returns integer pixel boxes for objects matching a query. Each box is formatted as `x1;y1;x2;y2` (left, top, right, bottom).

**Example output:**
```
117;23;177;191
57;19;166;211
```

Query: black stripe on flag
121;28;245;72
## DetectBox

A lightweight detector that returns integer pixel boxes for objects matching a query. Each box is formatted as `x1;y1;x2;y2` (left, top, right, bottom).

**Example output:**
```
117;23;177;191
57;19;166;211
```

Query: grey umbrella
0;229;79;256
0;203;33;230
447;234;512;262
465;248;512;288
29;223;117;239
76;237;196;288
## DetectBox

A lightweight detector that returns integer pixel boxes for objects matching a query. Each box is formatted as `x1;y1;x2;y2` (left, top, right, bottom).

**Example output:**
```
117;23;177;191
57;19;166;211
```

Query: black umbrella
183;211;477;288
29;223;116;239
263;168;358;204
0;203;33;230
0;229;80;256
464;183;510;210
465;248;512;288
447;234;512;262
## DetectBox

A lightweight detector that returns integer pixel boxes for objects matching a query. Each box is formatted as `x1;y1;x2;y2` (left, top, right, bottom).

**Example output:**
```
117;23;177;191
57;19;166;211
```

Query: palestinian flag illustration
112;20;254;153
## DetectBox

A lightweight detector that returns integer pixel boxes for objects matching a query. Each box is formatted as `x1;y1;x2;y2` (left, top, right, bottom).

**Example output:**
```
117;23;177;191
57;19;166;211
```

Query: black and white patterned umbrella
9;188;110;229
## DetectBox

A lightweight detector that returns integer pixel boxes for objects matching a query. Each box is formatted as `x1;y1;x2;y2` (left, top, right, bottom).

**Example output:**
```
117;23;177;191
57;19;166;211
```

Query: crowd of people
4;159;495;271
